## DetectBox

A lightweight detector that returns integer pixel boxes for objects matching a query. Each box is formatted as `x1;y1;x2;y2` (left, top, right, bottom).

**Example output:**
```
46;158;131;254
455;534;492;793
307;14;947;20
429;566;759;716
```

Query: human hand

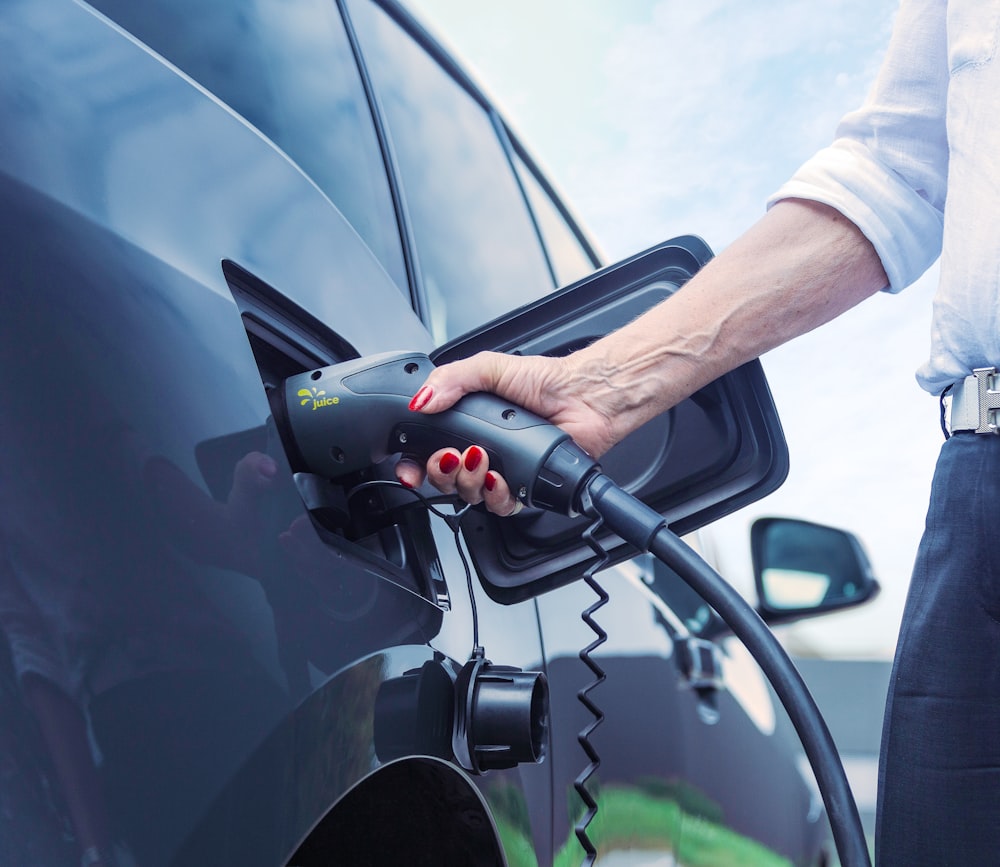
222;451;282;535
394;351;617;514
211;450;287;577
142;450;282;575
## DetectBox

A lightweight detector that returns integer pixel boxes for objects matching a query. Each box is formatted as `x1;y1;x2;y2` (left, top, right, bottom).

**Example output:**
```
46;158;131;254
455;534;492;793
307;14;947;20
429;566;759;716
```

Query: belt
949;367;1000;434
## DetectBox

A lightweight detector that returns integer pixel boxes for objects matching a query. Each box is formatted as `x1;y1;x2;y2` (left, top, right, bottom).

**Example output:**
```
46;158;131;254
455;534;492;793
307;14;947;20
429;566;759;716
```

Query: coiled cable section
573;512;611;865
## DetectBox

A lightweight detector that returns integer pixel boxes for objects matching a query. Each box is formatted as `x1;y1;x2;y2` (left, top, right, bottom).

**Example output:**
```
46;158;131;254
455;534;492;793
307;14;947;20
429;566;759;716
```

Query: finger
230;451;279;500
394;457;426;491
278;514;314;550
483;470;523;517
425;448;462;494
455;445;488;505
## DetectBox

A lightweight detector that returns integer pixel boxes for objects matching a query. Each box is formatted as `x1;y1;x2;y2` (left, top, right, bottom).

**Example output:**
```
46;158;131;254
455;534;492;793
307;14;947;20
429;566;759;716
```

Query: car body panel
1;0;431;359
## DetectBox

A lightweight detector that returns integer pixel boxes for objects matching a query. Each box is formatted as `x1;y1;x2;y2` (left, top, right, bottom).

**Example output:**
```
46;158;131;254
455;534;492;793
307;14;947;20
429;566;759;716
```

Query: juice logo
298;387;340;411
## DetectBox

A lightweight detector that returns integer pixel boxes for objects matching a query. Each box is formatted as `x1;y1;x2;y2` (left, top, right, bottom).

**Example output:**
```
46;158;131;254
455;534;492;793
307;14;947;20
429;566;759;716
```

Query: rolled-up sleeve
769;0;949;293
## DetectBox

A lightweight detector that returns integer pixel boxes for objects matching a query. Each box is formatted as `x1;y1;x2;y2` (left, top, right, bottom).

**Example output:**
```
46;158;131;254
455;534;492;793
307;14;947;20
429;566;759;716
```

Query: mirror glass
752;518;875;612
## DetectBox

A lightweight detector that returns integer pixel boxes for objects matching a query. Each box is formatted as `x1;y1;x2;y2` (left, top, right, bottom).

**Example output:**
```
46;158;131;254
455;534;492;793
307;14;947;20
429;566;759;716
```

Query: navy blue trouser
876;432;1000;866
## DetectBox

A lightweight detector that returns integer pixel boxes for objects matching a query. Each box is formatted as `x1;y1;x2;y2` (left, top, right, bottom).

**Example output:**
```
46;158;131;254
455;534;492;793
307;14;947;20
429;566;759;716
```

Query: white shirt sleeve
768;0;948;293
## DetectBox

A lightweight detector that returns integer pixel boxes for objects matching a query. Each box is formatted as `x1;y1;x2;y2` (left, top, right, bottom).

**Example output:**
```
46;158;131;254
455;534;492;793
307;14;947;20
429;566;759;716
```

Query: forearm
569;198;887;443
22;675;111;855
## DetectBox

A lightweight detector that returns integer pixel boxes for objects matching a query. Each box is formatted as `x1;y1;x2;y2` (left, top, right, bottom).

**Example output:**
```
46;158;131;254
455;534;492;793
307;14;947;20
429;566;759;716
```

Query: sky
405;0;939;660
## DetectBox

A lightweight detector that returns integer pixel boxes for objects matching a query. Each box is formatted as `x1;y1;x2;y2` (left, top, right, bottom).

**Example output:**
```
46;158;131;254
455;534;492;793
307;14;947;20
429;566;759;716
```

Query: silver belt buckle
972;367;1000;434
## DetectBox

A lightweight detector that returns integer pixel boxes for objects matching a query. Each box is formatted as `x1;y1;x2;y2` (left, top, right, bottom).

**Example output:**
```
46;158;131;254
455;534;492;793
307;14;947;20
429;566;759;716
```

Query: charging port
223;260;450;608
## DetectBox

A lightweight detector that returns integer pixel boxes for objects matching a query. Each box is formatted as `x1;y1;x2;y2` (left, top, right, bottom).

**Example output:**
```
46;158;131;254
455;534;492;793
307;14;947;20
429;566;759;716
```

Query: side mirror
750;517;880;625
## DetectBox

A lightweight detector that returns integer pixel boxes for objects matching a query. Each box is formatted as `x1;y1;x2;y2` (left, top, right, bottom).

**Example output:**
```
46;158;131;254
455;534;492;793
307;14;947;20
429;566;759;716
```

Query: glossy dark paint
0;1;828;865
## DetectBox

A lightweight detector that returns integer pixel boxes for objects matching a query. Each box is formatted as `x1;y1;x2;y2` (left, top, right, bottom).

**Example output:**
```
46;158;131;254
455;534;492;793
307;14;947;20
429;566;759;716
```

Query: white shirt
769;0;1000;395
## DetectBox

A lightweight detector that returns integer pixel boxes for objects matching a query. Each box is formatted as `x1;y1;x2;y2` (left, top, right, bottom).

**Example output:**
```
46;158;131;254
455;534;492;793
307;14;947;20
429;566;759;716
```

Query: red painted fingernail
399;478;414;489
439;453;461;474
409;386;433;412
464;446;483;472
484;471;497;492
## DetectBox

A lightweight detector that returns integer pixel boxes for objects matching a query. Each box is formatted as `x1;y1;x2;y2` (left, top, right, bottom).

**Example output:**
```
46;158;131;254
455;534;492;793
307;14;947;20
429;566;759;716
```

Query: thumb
228;451;279;505
409;351;516;414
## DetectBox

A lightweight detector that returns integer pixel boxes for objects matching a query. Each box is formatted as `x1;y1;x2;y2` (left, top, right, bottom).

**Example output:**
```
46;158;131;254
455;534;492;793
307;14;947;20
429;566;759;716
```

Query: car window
346;0;556;344
86;0;409;293
513;154;599;287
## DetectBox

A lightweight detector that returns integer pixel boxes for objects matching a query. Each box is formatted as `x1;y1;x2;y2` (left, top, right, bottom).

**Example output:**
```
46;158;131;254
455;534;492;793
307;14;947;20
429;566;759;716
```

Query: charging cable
582;473;870;867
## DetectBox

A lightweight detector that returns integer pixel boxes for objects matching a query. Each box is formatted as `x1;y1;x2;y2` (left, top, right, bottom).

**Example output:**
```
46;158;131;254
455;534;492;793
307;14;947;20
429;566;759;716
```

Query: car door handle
678;636;726;693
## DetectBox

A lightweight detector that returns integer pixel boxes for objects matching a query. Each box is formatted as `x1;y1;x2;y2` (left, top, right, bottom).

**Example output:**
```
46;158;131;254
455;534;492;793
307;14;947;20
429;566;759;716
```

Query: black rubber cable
573;513;611;865
583;473;870;867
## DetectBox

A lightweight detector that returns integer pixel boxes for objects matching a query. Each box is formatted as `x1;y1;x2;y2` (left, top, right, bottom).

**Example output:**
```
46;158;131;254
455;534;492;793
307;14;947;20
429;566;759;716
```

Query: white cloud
564;0;898;256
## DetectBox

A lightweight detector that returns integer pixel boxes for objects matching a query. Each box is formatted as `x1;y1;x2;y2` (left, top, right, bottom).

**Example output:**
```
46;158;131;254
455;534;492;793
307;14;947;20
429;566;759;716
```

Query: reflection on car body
0;0;876;865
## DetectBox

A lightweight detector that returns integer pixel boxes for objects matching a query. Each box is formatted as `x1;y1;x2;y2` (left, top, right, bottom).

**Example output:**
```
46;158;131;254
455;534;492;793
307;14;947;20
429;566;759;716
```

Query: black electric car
0;1;879;865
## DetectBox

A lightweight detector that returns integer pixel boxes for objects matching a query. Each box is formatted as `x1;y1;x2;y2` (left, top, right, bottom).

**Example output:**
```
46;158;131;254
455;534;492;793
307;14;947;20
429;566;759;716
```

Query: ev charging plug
269;351;599;515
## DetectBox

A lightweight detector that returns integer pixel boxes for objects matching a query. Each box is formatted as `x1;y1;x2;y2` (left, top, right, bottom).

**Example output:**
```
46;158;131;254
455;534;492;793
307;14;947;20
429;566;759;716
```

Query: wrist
570;338;693;440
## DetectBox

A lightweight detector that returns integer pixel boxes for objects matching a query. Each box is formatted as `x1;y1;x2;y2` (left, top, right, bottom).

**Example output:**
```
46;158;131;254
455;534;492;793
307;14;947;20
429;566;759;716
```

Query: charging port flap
431;237;789;604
